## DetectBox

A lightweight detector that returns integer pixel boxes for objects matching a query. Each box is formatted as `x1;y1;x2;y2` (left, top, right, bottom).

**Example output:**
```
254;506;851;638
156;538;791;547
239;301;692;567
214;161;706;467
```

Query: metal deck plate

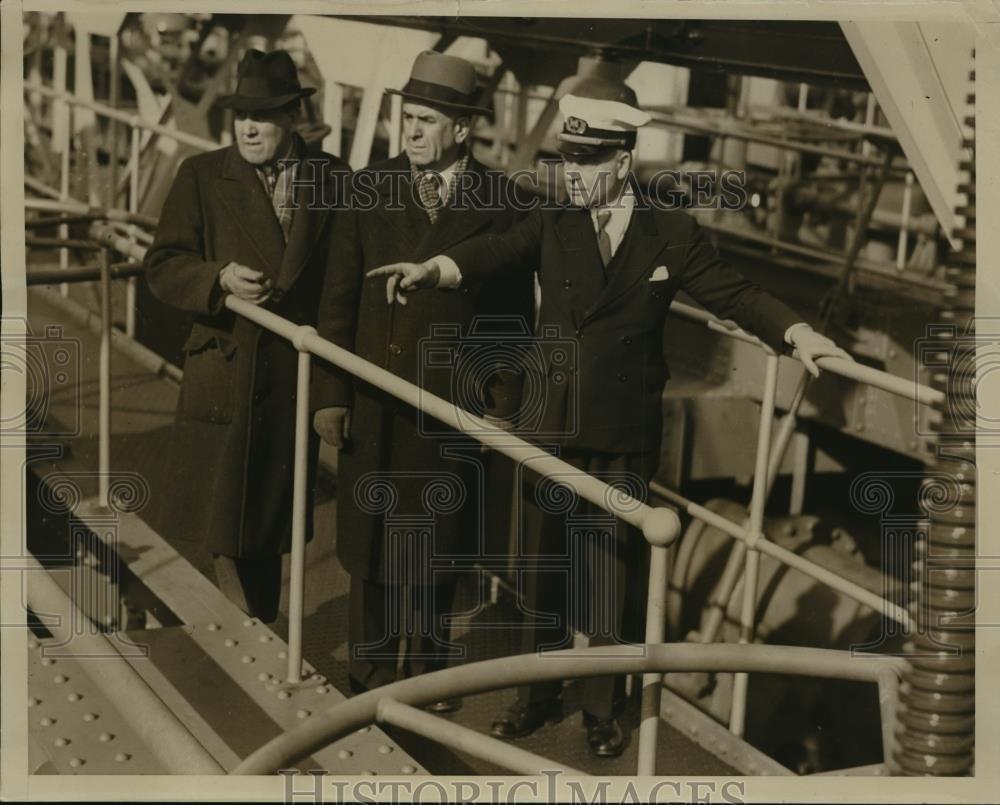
28;635;165;774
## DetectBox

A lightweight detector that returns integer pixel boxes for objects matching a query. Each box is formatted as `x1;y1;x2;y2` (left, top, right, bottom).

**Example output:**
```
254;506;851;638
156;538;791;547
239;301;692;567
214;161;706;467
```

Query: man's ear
453;116;472;144
616;150;632;181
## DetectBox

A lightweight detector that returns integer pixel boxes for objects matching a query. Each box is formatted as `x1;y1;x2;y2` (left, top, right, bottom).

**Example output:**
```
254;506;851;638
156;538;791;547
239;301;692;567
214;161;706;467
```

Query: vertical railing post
59;103;72;298
286;329;316;683
636;542;670;775
388;92;402;159
729;352;780;736
125;120;140;338
98;247;112;509
107;33;120;208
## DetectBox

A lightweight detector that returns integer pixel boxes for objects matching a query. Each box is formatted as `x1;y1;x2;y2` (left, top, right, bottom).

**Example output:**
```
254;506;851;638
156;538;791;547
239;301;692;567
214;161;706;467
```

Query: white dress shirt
590;187;635;260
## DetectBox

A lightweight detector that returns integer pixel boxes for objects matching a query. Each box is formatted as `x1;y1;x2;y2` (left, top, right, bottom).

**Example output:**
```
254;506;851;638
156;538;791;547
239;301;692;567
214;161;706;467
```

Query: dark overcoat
145;140;352;558
445;202;802;456
312;153;534;583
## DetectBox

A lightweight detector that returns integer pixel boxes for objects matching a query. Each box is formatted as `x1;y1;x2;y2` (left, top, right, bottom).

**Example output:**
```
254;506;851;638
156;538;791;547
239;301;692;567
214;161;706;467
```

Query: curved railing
233;644;907;775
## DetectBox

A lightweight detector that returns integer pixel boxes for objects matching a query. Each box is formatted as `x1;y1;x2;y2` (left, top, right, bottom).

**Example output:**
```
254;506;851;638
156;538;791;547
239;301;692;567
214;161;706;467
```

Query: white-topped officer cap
557;76;651;157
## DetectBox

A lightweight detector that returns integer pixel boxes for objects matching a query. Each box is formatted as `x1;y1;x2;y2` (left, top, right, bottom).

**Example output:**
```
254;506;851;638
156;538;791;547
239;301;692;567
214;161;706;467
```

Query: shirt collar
590;185;635;219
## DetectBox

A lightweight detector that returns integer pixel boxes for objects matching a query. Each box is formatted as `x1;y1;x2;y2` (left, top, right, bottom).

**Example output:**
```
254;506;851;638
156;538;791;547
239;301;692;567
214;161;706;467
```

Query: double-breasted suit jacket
145;139;352;558
445;201;801;459
312;153;535;583
444;198;803;717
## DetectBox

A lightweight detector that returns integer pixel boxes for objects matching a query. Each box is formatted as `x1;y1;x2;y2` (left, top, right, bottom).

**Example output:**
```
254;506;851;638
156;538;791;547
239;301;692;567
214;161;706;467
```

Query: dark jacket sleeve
311;205;363;411
443;207;544;286
144;156;229;315
679;217;801;353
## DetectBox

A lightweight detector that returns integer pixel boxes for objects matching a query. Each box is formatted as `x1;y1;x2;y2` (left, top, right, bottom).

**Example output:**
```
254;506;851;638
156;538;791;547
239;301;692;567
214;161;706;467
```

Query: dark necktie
596;209;614;268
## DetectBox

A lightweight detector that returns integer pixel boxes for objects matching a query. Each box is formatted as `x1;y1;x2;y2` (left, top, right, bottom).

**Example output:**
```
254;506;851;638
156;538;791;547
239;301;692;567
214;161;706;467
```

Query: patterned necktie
416;171;444;224
595;209;614;268
257;161;296;242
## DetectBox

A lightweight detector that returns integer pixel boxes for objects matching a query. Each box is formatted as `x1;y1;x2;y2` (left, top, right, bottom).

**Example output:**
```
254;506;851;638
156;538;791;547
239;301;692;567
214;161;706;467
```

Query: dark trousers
348;575;460;691
515;449;656;720
213;554;284;623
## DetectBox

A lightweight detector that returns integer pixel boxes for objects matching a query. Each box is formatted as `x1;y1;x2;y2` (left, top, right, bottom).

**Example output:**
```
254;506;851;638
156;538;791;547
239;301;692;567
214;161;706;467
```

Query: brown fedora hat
218;49;316;112
386;51;493;117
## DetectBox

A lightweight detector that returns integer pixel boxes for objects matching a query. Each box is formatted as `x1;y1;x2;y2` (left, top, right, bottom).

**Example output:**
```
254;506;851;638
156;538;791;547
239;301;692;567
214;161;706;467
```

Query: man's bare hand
220;262;273;305
365;260;440;305
313;406;351;448
788;325;853;378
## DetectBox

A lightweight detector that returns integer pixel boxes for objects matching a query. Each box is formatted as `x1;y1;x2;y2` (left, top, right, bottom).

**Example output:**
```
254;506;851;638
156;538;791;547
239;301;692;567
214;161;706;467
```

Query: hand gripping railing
28;215;943;775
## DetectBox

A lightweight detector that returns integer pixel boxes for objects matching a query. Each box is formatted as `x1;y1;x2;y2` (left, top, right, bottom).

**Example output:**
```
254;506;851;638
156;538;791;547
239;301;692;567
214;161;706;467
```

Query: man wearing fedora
146;49;352;622
311;51;533;705
368;73;853;755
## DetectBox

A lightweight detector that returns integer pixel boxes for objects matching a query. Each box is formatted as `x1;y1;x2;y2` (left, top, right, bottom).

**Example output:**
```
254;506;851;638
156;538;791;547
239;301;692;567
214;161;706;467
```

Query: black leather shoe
426;698;463;714
490;699;562;739
586;716;625;758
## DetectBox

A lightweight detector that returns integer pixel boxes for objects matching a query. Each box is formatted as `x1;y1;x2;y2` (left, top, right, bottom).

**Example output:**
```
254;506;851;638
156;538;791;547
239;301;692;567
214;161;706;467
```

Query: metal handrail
24;73;944;773
25;81;218;152
376;698;587;776
232;643;907;774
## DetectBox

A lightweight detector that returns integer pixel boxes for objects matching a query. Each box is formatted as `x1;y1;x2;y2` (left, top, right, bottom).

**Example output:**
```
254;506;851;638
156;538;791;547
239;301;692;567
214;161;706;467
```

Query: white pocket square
649;265;670;282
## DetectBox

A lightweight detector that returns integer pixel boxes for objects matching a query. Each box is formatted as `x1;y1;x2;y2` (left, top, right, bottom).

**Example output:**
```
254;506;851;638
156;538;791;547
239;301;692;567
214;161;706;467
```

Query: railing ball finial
642;506;681;547
292;325;317;353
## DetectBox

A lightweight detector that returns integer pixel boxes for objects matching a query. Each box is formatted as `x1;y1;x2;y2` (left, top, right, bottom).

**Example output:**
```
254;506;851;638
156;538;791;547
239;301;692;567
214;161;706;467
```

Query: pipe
108;33;120;209
285;347;313;683
650;481;911;628
59;100;71;298
26;236;104;251
25;176;66;200
25;82;218;152
636;543;669;775
234;643;907;774
221;297;681;547
645;108;907;171
126;124;141;338
730;353;780;736
376;698;586;776
98;248;111;509
26;197;158;227
25;555;224;773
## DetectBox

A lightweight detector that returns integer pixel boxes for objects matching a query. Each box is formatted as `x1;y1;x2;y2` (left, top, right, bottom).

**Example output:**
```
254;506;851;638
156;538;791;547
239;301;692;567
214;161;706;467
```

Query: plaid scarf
411;153;470;224
255;142;299;242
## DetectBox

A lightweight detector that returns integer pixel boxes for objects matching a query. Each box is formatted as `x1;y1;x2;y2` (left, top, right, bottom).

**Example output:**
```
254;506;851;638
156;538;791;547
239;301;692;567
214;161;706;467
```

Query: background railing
23;80;945;776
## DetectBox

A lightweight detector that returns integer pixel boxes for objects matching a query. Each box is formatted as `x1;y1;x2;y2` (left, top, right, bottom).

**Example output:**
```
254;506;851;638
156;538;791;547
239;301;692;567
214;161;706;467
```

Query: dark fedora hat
218;49;316;112
386;51;493;117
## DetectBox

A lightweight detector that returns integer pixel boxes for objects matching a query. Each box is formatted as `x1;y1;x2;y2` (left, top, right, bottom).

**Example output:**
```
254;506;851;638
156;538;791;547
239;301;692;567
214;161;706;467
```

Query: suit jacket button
622;335;632;346
575;329;583;338
563;280;572;289
617;372;628;382
389;344;402;357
